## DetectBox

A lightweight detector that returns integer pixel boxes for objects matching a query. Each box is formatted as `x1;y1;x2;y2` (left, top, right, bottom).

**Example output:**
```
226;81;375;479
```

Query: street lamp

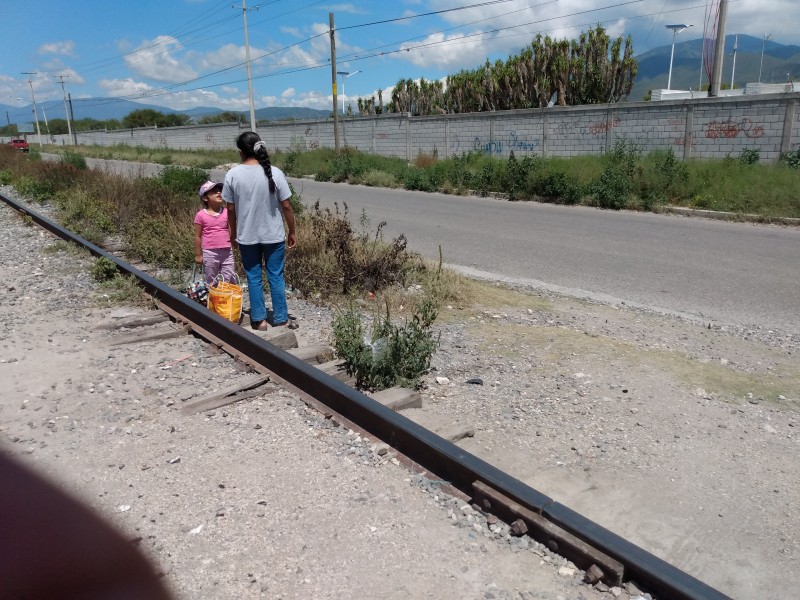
759;33;772;83
666;24;692;90
336;70;360;114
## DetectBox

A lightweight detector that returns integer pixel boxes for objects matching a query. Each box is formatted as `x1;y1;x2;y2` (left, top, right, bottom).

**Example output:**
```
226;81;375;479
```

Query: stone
558;567;576;577
435;376;450;385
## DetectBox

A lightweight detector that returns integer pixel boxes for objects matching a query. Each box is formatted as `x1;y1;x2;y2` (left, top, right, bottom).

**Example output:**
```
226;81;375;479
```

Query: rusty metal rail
1;192;732;600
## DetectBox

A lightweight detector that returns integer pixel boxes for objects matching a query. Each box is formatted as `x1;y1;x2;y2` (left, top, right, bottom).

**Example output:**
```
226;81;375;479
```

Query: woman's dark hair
236;131;276;193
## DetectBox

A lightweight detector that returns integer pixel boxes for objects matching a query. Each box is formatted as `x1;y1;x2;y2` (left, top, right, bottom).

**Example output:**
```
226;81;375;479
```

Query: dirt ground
422;278;799;599
1;187;798;600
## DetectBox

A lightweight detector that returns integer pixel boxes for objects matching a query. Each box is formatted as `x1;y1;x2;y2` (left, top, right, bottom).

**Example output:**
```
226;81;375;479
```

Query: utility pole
235;0;258;133
730;34;738;89
708;0;728;97
40;98;51;140
55;75;73;145
329;12;340;153
21;72;43;148
68;93;78;145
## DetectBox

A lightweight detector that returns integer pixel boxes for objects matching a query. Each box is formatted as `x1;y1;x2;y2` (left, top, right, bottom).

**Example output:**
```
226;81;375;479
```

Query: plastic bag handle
191;263;205;283
212;272;240;287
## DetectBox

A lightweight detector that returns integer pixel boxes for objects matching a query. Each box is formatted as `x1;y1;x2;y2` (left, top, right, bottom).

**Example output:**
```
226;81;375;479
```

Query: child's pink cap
198;181;223;199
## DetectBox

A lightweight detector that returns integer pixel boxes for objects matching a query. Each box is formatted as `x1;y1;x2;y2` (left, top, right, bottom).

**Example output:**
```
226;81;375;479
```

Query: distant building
651;81;797;101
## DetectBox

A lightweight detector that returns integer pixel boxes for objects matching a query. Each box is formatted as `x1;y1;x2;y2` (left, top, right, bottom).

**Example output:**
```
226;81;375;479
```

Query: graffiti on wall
554;118;622;137
471;130;541;155
589;118;621;135
704;118;764;140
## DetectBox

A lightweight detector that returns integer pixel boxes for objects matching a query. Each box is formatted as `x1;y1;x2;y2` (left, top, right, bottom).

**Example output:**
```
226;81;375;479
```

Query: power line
69;0;723;112
338;0;528;30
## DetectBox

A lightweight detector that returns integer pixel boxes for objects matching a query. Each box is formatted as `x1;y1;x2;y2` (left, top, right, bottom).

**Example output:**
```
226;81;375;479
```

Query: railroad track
1;191;732;600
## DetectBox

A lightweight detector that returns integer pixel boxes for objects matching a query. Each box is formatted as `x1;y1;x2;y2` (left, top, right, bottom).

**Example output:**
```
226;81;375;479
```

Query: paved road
286;178;800;336
70;156;800;335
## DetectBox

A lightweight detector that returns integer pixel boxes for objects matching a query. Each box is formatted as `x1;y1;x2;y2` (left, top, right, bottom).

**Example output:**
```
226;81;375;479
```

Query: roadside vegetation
42;142;238;169
43;142;800;219
0;145;459;390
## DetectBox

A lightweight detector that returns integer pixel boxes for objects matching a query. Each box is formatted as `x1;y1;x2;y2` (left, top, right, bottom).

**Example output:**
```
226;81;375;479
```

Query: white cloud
329;4;366;14
280;26;302;38
124;36;198;83
99;78;155;98
398;32;489;69
191;43;248;72
281;87;295;98
38;41;76;56
290;90;334;110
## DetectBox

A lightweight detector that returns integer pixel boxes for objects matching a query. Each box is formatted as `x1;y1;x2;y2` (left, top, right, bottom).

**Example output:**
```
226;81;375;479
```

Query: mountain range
629;34;800;101
2;35;798;126
1;98;329;126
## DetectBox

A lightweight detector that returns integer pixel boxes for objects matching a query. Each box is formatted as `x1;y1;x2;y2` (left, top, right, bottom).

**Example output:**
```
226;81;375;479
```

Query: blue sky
1;0;795;114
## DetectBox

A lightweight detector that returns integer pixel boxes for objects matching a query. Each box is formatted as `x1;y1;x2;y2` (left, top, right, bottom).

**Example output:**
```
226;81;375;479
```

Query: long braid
253;141;276;193
235;131;276;193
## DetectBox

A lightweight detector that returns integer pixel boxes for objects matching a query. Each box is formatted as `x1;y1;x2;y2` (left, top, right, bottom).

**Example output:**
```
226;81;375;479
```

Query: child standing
194;181;234;285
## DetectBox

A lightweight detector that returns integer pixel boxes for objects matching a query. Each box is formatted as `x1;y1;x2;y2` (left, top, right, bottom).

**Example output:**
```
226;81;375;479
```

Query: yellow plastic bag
207;277;243;323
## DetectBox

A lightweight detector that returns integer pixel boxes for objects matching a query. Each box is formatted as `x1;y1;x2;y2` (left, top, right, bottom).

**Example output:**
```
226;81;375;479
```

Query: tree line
358;26;637;116
3;109;249;136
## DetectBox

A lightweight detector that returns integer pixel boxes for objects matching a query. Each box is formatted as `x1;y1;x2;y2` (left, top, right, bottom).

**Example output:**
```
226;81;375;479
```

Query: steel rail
1;192;733;600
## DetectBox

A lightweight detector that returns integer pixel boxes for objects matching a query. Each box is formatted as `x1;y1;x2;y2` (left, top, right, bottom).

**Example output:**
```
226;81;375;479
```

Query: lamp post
666;24;692;90
336;70;360;114
759;33;772;83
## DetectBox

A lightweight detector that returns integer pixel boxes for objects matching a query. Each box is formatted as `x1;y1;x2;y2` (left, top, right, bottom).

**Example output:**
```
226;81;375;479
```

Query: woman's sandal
251;320;268;331
272;318;299;330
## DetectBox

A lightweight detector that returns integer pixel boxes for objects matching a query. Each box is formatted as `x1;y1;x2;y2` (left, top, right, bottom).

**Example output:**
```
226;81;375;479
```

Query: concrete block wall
691;99;785;161
373;116;408;158
16;92;797;164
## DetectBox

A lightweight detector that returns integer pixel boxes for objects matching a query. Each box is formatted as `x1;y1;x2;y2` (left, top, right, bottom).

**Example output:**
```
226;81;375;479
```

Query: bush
55;189;116;244
531;169;582;204
91;257;118;282
332;296;438;391
287;202;415;299
593;165;632;209
61;150;87;170
155;165;209;195
360;169;398;188
592;139;640;209
0;169;12;185
636;148;690;208
314;166;331;182
330;150;365;183
739;148;760;165
15;176;55;202
287;181;304;216
506;151;524;200
780;148;800;169
401;167;437;192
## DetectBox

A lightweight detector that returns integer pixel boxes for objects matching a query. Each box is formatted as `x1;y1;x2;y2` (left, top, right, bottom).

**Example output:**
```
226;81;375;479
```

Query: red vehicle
9;138;29;152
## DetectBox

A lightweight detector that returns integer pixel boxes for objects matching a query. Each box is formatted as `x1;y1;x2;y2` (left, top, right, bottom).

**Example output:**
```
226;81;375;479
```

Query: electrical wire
70;0;728;110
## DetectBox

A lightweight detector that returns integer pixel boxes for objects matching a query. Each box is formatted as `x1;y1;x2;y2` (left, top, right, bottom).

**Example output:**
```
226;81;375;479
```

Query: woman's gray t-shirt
222;164;291;245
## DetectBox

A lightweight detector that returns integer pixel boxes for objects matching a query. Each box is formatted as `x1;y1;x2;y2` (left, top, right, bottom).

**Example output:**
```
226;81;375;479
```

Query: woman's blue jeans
239;242;288;325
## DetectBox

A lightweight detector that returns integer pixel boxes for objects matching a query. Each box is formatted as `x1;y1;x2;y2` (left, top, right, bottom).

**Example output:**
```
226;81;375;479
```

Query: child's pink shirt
194;207;231;250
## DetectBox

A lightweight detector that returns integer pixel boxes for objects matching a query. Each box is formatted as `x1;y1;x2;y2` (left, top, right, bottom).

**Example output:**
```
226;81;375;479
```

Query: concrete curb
659;206;800;226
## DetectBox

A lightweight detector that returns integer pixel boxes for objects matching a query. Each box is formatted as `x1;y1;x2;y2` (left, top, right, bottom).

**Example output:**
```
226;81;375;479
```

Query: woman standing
222;132;297;330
